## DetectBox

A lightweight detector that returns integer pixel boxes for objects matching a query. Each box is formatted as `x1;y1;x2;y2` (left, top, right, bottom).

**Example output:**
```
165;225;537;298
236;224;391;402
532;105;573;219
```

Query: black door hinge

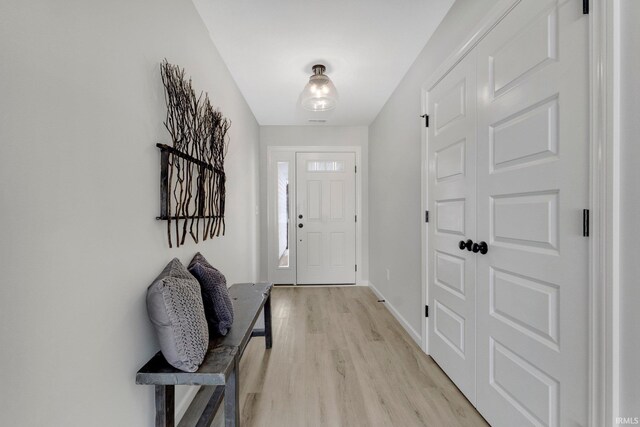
583;0;589;14
583;209;590;237
425;210;429;223
355;165;357;173
425;305;429;318
355;215;357;223
420;114;429;127
355;264;358;272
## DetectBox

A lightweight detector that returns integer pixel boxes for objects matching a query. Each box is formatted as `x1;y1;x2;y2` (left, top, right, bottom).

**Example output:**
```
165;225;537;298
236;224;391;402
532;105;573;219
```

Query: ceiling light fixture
300;64;338;112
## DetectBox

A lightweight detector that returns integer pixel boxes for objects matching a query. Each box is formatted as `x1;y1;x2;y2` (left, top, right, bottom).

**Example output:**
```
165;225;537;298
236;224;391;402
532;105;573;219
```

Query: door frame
419;1;618;425
266;145;365;286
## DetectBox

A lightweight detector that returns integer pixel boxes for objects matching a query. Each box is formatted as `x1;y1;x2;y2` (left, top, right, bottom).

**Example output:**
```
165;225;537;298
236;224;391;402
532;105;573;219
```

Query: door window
277;161;290;268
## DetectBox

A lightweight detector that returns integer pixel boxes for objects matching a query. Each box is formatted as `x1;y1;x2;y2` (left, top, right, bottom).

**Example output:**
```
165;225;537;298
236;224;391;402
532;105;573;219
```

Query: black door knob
298;223;303;228
472;241;488;254
458;239;473;251
298;214;303;219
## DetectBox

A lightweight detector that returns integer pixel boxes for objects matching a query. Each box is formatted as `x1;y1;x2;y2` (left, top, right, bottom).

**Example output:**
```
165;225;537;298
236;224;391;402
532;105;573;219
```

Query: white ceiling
193;0;454;126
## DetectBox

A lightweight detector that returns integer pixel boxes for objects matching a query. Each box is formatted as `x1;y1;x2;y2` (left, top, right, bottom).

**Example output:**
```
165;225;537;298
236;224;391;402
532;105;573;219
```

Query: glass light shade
300;71;338;112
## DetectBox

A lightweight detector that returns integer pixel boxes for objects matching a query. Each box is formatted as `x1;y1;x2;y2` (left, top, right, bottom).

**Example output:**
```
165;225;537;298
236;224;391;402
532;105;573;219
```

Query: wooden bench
136;282;273;427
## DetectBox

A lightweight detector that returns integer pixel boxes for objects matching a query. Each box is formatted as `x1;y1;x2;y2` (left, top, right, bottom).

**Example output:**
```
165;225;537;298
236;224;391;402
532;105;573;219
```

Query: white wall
618;0;640;418
368;0;500;339
0;0;260;425
259;126;369;283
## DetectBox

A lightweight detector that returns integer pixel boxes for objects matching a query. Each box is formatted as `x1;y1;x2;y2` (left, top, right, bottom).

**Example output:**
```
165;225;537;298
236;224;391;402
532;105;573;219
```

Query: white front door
427;51;478;403
296;152;356;284
475;1;589;426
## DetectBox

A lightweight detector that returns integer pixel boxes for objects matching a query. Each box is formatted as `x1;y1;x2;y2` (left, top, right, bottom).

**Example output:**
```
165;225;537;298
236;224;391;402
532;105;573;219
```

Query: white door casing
296;152;356;284
475;1;589;426
427;51;478;404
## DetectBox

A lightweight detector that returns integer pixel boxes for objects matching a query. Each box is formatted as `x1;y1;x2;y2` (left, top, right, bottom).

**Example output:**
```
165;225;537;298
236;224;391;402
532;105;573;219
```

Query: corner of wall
368;281;422;347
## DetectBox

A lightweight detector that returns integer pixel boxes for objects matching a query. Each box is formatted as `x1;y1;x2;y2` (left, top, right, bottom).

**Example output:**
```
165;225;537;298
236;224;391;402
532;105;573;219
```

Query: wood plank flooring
234;286;488;427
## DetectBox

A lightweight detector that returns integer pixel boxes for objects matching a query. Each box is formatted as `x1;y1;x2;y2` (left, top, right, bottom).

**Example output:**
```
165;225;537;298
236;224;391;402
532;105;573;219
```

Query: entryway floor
230;286;488;426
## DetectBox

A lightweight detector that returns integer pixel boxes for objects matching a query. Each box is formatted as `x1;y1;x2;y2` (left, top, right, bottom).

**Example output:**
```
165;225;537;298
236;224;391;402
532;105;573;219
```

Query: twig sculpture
158;60;230;247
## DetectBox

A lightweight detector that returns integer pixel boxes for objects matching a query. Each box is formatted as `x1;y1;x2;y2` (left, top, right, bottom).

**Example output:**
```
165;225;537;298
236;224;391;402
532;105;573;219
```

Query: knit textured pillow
146;258;209;372
188;252;234;336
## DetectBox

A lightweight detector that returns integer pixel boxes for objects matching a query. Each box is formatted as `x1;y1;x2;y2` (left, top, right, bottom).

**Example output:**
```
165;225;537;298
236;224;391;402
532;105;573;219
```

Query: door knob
472;241;488;254
298;223;303;228
458;239;473;251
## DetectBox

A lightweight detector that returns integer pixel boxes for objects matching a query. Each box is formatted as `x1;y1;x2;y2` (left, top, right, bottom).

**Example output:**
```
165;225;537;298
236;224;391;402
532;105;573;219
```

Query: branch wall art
158;60;230;247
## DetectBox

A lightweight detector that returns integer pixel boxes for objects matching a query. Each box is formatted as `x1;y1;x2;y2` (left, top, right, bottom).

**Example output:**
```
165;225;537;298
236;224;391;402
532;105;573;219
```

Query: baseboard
277;282;368;287
368;282;422;347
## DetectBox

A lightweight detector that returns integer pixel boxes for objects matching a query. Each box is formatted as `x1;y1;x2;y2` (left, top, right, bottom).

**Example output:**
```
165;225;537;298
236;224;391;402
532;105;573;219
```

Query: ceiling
193;0;455;126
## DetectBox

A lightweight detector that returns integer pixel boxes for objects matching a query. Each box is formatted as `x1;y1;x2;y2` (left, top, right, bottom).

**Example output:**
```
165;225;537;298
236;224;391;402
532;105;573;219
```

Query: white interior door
296;152;356;284
475;1;589;426
427;52;477;403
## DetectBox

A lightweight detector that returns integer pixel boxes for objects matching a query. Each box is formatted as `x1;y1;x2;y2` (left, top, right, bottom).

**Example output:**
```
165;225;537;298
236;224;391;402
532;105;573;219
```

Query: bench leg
225;361;240;427
155;385;175;427
264;293;273;349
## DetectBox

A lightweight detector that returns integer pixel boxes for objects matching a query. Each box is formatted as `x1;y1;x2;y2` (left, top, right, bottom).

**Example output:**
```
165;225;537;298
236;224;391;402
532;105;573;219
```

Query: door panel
306;232;322;266
428;51;477;403
436;139;466;180
329;232;345;266
490;97;559;171
435;79;467;132
490;9;557;97
296;152;356;284
475;1;589;426
435;199;466;235
307;181;322;220
329;181;345;219
489;338;559;426
434;300;466;356
434;251;466;298
490;267;559;350
491;191;559;252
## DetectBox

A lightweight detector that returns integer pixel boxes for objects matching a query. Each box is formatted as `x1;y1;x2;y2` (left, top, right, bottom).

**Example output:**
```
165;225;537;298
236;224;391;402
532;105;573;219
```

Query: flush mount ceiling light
300;64;338;112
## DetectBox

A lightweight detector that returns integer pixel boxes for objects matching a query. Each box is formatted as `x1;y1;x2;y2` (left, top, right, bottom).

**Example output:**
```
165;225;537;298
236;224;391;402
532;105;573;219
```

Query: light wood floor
236;286;488;427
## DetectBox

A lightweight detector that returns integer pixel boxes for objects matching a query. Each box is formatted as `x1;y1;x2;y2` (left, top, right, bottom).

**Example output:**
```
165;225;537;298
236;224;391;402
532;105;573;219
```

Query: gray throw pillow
188;253;234;336
146;258;209;372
